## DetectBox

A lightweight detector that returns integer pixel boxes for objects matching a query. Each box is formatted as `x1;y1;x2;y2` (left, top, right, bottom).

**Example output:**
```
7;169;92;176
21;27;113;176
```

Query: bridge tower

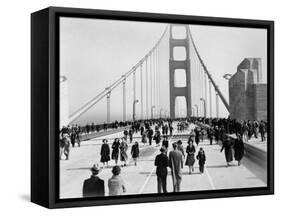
169;24;192;118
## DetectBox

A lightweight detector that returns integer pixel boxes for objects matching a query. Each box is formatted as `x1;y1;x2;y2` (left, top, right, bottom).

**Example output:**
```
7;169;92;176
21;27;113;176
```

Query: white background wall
0;0;279;214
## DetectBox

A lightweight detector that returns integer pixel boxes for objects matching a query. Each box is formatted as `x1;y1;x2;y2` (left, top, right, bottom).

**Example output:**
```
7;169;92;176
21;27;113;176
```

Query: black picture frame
31;6;274;209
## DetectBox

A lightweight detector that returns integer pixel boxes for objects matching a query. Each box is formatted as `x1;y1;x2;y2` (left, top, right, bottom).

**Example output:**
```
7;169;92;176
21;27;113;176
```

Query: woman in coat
131;141;140;166
154;130;161;146
111;138;120;165
100;139;110;168
185;138;196;174
220;136;233;167
234;134;244;166
120;137;128;167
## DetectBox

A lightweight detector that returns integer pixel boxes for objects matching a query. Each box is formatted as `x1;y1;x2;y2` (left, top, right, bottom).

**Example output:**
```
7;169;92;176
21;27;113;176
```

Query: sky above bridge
60;17;267;126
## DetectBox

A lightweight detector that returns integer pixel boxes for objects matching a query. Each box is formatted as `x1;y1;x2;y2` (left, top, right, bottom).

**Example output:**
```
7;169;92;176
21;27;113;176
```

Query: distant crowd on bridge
59;116;267;197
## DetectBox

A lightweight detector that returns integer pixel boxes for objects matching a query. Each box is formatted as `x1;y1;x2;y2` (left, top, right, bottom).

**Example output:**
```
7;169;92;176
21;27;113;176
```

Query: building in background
229;58;267;121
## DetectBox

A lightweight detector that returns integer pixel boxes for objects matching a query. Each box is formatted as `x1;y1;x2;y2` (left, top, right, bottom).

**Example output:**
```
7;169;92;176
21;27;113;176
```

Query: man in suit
154;147;169;193
82;164;105;197
169;143;184;192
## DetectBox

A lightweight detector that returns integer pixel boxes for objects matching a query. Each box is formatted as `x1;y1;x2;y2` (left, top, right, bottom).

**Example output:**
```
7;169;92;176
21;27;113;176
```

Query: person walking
177;140;185;157
207;127;214;145
194;127;200;146
120;137;128;167
100;139;110;168
108;166;126;196
131;141;140;166
185;139;196;174
259;121;266;142
129;129;133;143
82;164;105;197
155;147;169;193
169;143;183;192
154;129;161;146
148;127;154;145
111;138;120;165
162;136;169;153
60;133;70;160
220;136;233;167
123;129;129;142
196;147;206;173
234;134;244;166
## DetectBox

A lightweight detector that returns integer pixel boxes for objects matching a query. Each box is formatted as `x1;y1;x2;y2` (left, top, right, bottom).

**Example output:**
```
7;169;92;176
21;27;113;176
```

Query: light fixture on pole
194;104;199;117
151;105;155;119
200;98;206;118
133;99;139;121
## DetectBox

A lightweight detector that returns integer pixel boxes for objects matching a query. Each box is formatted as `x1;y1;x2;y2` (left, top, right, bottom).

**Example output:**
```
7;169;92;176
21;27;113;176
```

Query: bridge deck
60;123;267;199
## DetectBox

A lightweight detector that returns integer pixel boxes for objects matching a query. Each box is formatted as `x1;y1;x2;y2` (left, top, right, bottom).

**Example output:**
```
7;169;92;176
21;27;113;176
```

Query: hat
90;164;100;175
160;146;166;152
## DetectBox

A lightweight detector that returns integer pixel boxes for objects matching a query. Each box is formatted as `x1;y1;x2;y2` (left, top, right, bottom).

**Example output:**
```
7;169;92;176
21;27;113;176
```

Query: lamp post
151;105;155;119
194;104;199;117
160;108;164;118
192;107;195;117
133;99;139;121
200;98;206;118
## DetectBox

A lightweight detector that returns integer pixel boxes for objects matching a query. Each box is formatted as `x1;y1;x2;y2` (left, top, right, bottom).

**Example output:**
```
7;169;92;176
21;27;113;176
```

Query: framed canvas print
31;6;274;208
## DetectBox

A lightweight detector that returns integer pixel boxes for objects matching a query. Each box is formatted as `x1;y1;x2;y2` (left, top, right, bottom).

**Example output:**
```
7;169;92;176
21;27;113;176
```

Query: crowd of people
60;116;267;197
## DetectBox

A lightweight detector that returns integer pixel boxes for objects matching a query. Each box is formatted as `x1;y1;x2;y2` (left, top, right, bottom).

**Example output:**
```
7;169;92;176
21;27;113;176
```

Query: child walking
196;147;206;174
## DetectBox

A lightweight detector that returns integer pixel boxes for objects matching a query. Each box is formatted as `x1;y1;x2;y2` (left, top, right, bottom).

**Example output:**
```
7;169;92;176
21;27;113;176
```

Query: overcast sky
60;17;267;125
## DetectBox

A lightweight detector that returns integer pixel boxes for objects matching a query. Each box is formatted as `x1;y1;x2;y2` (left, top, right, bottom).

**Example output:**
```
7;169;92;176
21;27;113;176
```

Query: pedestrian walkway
60;123;267;199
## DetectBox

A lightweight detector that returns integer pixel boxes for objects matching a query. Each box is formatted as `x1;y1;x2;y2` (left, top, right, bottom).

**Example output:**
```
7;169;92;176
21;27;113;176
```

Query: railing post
216;91;219;118
133;67;136;103
122;75;126;121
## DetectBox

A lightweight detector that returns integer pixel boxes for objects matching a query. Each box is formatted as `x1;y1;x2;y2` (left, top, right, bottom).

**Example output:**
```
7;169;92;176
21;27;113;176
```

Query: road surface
60;122;267;199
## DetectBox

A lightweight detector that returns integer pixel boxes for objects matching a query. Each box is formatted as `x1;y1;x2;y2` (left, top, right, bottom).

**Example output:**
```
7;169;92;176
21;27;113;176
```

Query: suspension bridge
59;24;267;198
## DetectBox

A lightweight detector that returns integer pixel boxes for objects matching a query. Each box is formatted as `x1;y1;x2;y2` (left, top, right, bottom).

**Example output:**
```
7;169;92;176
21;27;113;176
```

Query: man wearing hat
82;164;105;197
154;147;169;193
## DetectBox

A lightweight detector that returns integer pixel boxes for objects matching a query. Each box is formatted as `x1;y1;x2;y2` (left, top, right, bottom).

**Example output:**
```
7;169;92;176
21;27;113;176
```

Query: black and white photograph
59;16;269;199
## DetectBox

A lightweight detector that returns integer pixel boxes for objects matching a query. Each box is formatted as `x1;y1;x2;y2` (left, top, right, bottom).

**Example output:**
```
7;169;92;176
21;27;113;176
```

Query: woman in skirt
120;137;128;167
131;141;140;166
220;136;233;167
111;138;120;165
100;139;110;168
185;138;196;174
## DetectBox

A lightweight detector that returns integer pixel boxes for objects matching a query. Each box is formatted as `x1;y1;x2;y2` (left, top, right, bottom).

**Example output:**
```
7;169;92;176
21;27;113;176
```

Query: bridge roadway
60;122;267;199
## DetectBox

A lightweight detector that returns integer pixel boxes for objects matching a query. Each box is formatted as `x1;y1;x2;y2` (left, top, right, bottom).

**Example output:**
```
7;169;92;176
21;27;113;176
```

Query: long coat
196;151;206;166
221;139;233;162
100;143;110;162
185;145;196;166
82;176;105;197
131;143;139;158
111;141;120;160
169;150;183;183
155;153;169;176
120;141;128;161
234;138;244;161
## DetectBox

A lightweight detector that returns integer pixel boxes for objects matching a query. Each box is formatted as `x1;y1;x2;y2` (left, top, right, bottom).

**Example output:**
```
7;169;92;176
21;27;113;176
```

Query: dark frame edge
31;7;51;208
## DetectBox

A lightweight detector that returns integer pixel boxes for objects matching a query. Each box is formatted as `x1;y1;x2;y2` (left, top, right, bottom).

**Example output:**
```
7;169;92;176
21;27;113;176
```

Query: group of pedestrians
154;136;206;193
100;137;140;168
